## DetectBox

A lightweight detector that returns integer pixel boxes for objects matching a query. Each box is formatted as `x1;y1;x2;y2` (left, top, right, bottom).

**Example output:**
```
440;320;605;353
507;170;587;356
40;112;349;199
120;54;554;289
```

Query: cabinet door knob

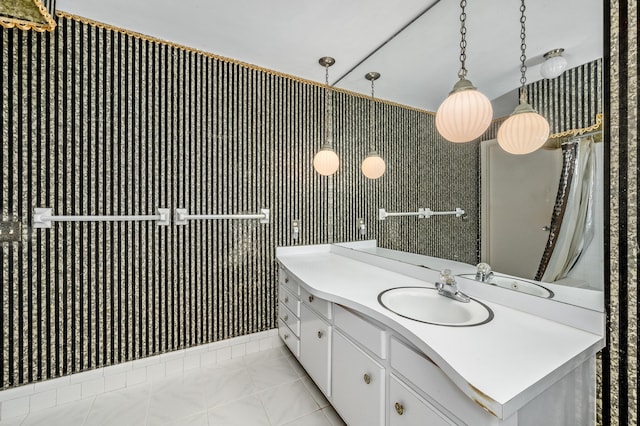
285;278;289;283
363;373;371;384
284;296;289;303
308;295;314;303
284;333;289;340
394;402;404;415
283;314;289;322
317;331;324;339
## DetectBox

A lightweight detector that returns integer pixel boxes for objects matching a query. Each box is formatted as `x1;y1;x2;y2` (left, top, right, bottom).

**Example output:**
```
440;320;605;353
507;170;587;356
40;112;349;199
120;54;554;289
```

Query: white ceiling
56;0;602;114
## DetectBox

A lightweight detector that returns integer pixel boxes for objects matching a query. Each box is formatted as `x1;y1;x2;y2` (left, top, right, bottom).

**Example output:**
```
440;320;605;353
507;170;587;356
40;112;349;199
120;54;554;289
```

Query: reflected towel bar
33;208;171;228
175;208;270;225
378;208;465;221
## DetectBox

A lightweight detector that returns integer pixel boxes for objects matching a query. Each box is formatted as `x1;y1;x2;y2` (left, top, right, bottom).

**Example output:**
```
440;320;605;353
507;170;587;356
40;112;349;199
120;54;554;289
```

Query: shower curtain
535;136;596;282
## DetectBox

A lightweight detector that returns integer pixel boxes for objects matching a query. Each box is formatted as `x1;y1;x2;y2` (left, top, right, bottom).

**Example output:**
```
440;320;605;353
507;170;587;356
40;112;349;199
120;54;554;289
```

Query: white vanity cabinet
389;374;455;426
332;331;385;426
277;268;300;357
299;302;332;396
276;244;603;426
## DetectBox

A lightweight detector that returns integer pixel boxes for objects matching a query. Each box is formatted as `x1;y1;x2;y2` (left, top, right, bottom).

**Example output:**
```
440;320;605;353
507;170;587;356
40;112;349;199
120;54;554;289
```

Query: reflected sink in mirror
458;274;554;299
378;287;493;327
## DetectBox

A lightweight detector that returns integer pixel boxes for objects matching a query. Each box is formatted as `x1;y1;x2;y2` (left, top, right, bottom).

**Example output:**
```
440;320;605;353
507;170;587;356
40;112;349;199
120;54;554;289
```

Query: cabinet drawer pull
284;296;289;303
317;331;324;339
283;314;289;322
284;333;289;340
394;402;404;415
363;373;371;384
285;278;289;283
308;295;314;303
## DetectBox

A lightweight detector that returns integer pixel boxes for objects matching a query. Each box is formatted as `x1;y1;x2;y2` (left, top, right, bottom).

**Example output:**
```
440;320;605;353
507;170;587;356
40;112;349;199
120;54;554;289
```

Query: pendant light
497;0;550;155
361;72;386;179
435;0;493;143
313;57;340;176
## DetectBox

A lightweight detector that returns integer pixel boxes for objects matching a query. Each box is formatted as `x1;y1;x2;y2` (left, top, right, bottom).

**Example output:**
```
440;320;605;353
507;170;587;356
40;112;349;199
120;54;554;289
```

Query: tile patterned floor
0;346;345;426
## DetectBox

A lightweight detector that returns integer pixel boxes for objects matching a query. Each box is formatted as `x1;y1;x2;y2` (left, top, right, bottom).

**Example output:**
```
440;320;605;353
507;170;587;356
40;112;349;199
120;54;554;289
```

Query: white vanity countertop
276;245;604;420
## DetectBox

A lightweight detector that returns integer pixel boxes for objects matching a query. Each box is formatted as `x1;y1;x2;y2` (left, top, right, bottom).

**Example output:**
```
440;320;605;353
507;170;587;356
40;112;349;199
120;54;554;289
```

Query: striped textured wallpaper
604;1;639;425
0;14;479;389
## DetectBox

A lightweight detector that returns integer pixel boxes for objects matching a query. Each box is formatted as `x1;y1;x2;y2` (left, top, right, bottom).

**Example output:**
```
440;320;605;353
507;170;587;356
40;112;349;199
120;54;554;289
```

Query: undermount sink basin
459;274;554;299
378;287;493;327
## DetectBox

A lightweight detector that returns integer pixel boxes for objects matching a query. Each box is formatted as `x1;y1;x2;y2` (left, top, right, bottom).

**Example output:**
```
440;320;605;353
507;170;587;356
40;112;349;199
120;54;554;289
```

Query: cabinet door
332;331;385;426
299;303;332;396
389;374;456;426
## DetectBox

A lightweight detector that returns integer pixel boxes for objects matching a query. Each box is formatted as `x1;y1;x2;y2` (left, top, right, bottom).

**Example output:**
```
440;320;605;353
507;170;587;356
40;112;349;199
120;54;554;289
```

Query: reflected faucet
475;263;494;282
436;269;470;303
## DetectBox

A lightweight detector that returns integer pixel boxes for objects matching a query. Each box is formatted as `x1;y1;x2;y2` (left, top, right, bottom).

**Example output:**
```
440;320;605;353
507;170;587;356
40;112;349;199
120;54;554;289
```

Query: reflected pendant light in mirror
361;72;385;179
497;0;550;155
313;56;340;176
435;0;493;143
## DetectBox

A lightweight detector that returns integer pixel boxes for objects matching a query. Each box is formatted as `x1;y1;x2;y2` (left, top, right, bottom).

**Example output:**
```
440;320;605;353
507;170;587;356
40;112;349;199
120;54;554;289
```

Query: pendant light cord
458;0;468;79
324;64;333;149
519;0;528;102
369;78;376;152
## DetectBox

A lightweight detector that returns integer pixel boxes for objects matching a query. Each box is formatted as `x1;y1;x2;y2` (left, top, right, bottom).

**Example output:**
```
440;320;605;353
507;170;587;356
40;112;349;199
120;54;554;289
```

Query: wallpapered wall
604;1;638;425
0;14;479;389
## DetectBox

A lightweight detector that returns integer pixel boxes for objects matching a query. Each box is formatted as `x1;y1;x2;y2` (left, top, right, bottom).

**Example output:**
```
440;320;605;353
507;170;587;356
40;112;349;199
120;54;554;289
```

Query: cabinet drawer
300;287;333;320
299;304;332;397
279;268;299;296
279;285;300;317
390;337;487;423
279;302;300;336
334;304;386;359
389;374;455;426
278;319;300;357
332;331;385;426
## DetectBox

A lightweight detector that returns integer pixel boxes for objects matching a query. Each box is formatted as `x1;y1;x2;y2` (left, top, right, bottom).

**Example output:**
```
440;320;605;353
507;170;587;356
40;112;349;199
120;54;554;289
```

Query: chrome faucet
475;263;494;282
436;269;470;303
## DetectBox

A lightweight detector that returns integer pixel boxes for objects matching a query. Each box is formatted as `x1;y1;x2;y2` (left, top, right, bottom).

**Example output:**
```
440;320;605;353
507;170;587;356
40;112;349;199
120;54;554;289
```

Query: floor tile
301;376;330;409
322;406;347;426
163;410;208;426
259;379;320;426
207;395;269;426
285;355;307;378
202;366;258;409
147;378;207;425
20;398;94;426
282;409;332;426
247;355;300;391
242;347;286;365
1;343;347;426
0;416;25;426
84;385;150;426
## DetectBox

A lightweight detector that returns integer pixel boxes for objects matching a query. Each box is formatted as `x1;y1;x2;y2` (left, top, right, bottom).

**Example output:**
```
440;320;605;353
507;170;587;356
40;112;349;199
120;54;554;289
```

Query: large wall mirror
333;0;604;312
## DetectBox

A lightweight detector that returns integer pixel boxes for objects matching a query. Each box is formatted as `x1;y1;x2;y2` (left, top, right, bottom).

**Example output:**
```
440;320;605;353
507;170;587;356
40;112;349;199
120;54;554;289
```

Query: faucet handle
476;263;492;274
439;269;455;285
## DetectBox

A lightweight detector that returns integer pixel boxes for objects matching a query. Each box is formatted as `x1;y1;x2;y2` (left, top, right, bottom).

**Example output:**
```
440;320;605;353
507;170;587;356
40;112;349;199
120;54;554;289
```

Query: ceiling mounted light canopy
361;72;386;180
540;48;568;79
497;0;550;155
435;0;493;143
313;56;340;176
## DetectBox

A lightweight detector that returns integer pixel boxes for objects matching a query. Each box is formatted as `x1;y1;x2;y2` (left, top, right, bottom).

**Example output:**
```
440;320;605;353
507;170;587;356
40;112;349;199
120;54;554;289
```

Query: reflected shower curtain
535;136;596;282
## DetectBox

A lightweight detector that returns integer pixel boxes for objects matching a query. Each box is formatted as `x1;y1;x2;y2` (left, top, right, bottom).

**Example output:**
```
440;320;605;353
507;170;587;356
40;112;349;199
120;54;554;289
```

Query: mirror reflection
335;130;603;312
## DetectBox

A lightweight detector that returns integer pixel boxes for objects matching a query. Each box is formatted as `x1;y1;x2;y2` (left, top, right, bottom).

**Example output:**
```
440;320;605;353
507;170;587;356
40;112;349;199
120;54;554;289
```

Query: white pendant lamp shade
435;79;493;143
540;48;568;79
497;0;551;155
361;71;385;179
361;152;386;179
497;103;550;154
313;147;339;176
